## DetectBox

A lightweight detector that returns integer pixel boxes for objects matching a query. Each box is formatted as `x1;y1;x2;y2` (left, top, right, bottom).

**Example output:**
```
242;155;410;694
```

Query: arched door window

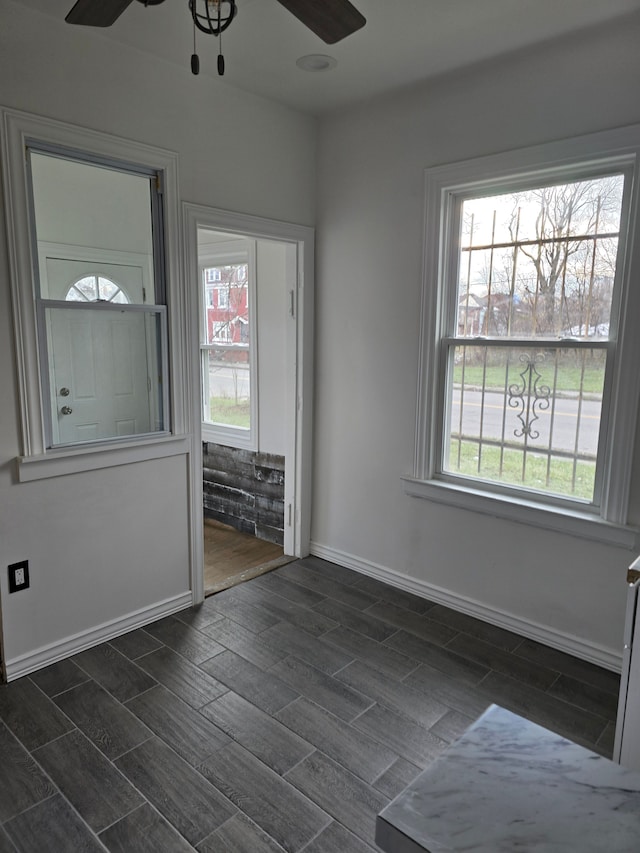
65;275;129;304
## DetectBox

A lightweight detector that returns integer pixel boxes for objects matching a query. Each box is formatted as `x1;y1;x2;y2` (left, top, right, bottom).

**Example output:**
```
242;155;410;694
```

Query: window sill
201;423;256;452
402;476;639;549
16;434;191;482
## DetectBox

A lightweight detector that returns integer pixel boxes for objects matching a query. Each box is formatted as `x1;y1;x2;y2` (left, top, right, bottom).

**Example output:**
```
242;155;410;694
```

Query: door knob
61;406;73;415
60;387;70;397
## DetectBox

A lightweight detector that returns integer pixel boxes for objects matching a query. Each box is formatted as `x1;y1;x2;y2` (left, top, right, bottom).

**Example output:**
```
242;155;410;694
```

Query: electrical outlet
8;560;29;593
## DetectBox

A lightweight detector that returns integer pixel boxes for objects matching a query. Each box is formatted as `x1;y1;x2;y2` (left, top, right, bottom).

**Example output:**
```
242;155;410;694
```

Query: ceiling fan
65;0;367;45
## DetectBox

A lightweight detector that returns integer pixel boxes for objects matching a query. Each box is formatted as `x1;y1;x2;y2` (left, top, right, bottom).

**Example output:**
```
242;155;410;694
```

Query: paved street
450;388;601;456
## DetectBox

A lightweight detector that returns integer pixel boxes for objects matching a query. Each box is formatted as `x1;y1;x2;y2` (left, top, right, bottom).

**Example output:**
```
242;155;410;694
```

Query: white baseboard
4;591;194;682
310;542;623;673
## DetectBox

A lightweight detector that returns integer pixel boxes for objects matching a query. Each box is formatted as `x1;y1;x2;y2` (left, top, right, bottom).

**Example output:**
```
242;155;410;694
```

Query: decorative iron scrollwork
508;353;551;440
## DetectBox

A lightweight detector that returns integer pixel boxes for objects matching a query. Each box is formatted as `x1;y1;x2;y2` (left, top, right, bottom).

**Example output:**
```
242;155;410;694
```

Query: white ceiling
14;0;640;114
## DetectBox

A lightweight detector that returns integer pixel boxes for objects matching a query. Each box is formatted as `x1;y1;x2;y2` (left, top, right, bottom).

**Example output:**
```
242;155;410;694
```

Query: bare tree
506;177;622;336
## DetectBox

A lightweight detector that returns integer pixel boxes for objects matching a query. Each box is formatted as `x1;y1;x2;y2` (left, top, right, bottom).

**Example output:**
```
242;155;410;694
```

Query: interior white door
48;308;152;445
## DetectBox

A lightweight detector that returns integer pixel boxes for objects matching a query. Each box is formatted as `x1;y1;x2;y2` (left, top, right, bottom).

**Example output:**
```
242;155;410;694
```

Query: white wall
313;12;640;666
0;1;315;674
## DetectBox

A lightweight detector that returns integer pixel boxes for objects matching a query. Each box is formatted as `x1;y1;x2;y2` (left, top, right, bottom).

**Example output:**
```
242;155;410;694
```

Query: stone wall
202;443;285;545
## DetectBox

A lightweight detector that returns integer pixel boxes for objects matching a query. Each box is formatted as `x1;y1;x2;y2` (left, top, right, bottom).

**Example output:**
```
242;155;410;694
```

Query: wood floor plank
143;617;225;665
428;708;476;744
402;663;494;719
350;575;434;615
546;673;619;721
136;646;227;709
446;632;558;690
312;599;396;643
479;671;610;747
336;660;449;728
426;603;523;651
201;691;314;775
301;820;378;853
251;573;327;608
100;802;194;853
197;812;287;853
125;684;230;766
199;741;331;853
0;678;74;751
364;602;458;647
108;629;164;661
352;703;448;768
201;650;299;715
201;616;287;669
172;603;224;632
295;556;362;587
513;638;621;696
322;627;418;680
270;656;373;723
115;737;236;845
203;518;285;592
276;697;397;783
384;630;489;685
29;659;89;697
0;828;16;853
53;679;152;760
0;722;55;823
34;730;144;833
260;622;354;675
4;795;104;853
372;757;422;800
204;595;280;634
72;644;157;703
238;585;338;636
274;564;379;612
285;751;388;846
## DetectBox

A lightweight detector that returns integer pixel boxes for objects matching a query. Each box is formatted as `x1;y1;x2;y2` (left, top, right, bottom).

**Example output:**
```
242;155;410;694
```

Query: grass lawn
448;439;595;501
209;397;250;429
453;361;605;395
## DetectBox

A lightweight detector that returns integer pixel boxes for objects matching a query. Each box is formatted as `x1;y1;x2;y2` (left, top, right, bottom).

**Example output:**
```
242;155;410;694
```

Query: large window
448;175;622;503
409;128;640;545
2;108;183;482
28;150;168;448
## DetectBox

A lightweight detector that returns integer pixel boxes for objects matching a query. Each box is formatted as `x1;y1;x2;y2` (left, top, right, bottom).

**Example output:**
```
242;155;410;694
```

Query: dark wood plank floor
0;556;620;851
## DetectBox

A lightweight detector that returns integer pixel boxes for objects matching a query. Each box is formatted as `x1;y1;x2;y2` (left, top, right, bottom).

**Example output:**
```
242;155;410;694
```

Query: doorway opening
185;207;313;600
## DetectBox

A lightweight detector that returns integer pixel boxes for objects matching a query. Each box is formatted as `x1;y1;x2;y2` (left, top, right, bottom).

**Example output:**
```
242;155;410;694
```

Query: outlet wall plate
8;560;29;593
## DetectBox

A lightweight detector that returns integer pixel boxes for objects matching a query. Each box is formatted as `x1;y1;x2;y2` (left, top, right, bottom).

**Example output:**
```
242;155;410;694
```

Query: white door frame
182;203;314;605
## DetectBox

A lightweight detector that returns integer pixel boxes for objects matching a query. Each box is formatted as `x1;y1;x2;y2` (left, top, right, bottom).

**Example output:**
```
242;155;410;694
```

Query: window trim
198;239;258;451
1;107;184;479
409;125;640;548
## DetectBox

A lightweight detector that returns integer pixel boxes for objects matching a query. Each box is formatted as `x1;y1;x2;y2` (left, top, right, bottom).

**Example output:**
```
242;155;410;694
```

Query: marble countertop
376;704;640;852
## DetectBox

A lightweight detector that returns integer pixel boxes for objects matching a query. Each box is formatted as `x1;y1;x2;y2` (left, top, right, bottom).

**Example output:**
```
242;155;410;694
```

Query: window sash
438;338;612;510
37;299;169;448
197;241;257;450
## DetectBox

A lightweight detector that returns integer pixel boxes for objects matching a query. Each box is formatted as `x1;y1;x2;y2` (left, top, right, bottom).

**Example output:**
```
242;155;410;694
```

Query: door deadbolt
60;387;70;397
61;406;73;415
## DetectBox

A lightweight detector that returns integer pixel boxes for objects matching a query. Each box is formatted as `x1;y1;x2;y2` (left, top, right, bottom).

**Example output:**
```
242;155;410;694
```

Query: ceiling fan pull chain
191;13;200;75
217;1;225;75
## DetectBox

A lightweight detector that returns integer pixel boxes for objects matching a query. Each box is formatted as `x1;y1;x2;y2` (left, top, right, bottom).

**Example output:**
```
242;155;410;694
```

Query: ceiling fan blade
275;0;366;44
65;0;136;27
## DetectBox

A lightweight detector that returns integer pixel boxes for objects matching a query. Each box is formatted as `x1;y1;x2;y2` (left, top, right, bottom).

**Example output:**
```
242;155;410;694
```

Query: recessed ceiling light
296;54;337;72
